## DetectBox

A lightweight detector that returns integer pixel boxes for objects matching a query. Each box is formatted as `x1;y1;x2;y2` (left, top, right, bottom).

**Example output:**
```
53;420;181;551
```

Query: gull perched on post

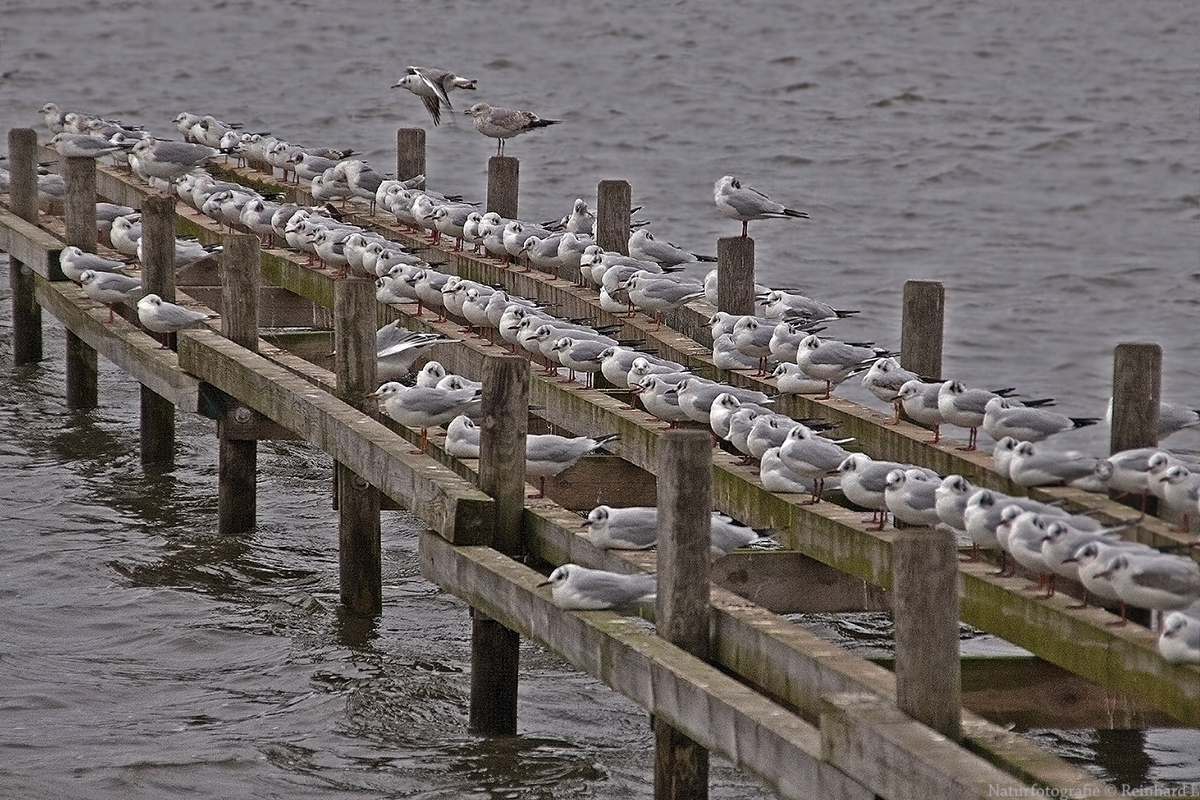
713;175;808;237
464;103;560;156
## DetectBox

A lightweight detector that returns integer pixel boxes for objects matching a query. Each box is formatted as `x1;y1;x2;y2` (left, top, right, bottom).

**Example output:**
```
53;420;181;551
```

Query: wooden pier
4;125;1197;799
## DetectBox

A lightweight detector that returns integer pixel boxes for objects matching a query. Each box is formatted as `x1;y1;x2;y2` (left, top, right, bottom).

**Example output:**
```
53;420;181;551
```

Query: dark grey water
2;0;1199;796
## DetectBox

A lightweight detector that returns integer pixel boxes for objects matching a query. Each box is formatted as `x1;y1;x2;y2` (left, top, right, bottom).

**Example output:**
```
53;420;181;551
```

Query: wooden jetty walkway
4;124;1197;799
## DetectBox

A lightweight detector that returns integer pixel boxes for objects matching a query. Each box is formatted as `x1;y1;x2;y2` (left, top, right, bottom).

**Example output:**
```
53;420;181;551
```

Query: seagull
58;246;133;282
627;228;716;267
1096;550;1200;630
129;136;220;183
136;293;217;347
50;131;135;162
443;414;481;459
1159;611;1200;664
934;474;977;531
464;103;560;156
580;505;774;557
368;381;482;454
1007;440;1104;490
861;357;920;424
938;381;1053;452
760;447;814;494
524;433;619;499
981;396;1100;443
78;269;142;323
777;425;855;504
392;66;477;126
538;564;656;611
1105;398;1200;441
883;469;943;528
713;175;808;237
795;334;892;400
839;453;917;529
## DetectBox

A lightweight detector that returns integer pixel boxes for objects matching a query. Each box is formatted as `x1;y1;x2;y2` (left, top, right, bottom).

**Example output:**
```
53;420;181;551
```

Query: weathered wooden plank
820;693;1109;800
0;205;62;277
176;328;492;541
516;502;1148;788
33;275;202;412
418;534;875;800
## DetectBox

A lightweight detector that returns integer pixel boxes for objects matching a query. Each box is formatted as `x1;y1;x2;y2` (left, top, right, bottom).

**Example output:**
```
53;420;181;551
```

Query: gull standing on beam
465;103;560;156
392;66;477;126
713;175;808;237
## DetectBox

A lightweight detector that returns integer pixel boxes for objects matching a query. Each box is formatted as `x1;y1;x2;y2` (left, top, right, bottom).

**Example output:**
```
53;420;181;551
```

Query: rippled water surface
1;0;1198;796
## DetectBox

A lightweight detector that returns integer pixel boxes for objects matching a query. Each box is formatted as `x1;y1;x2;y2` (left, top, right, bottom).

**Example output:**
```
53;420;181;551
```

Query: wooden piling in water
655;430;712;800
335;276;382;616
893;525;961;741
469;355;529;736
900;280;944;380
63;156;100;410
486;156;520;221
716;237;755;319
396;128;426;184
8;128;43;365
138;194;178;464
1109;342;1162;514
596;180;632;255
218;234;260;535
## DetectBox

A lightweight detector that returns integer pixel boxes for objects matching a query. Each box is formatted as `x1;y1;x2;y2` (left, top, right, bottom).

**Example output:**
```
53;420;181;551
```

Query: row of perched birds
26;100;1200;638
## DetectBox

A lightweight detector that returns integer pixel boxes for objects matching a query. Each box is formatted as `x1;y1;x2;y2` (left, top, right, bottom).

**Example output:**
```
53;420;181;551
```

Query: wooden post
218;234;260;535
63;156;97;250
63;156;99;410
1110;343;1162;513
655;430;712;800
596;179;632;255
893;526;962;742
470;354;529;736
140;194;177;303
8;128;42;364
138;194;178;463
335;277;381;615
396;128;426;183
486;156;520;221
716;237;755;320
901;280;945;380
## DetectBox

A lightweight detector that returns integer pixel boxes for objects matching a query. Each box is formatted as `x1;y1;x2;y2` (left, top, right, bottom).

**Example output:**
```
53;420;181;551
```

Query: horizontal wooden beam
33;275;202;412
820;693;1109;800
0;205;62;278
418;533;877;800
176;328;492;541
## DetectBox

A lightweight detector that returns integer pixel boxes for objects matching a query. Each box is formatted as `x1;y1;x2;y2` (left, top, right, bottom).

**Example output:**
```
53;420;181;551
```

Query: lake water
1;0;1198;796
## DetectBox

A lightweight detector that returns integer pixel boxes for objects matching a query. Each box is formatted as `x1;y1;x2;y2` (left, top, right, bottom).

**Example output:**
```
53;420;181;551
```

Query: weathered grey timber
396;128;426;184
655;431;713;800
716;236;755;317
174;329;493;541
420;534;878;800
8;129;43;364
1110;342;1161;452
596;179;631;255
892;526;961;741
63;155;100;410
819;693;1075;800
470;355;529;735
335;277;382;615
900;280;944;381
217;234;262;534
139;193;181;462
486;155;519;220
